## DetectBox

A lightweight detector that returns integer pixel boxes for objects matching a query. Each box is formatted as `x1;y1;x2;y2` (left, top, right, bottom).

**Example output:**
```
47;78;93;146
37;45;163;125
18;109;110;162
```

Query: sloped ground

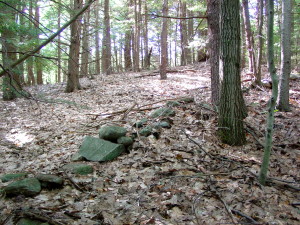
0;63;299;225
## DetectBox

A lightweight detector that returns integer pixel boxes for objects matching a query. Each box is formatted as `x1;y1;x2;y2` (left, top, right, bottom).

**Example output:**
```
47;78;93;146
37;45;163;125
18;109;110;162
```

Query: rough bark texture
133;0;141;72
124;30;132;71
277;0;292;111
102;0;112;75
160;0;168;80
218;0;247;146
65;0;83;92
143;2;150;69
81;6;90;77
207;0;220;106
57;0;62;83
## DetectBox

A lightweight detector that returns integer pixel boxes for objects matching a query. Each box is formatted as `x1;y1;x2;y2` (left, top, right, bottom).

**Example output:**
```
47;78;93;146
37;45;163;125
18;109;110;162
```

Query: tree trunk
81;4;90;77
124;29;132;71
242;0;257;80
160;0;168;80
259;0;279;186
187;9;193;64
57;0;62;83
277;0;292;111
218;0;247;146
179;1;187;66
102;0;112;75
256;0;264;85
95;0;101;74
34;2;43;85
207;0;220;106
133;0;141;72
143;1;150;69
65;0;83;92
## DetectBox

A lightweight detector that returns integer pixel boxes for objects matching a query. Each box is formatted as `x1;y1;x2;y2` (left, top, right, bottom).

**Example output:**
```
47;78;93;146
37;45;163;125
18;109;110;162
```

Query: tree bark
218;0;247;146
160;0;168;80
207;0;220;106
57;0;62;83
256;0;264;85
35;1;43;85
259;0;279;186
179;0;188;66
65;0;83;92
242;0;257;79
101;0;112;75
277;0;292;111
81;3;90;77
94;0;101;74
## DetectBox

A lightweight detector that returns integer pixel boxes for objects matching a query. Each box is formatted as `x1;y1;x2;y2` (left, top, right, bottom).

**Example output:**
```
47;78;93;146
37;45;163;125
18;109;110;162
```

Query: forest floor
0;62;299;225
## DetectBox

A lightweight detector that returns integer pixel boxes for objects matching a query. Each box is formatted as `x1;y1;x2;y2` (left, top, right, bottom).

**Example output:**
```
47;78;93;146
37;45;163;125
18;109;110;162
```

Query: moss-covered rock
99;125;127;142
0;173;28;183
150;108;175;118
63;163;94;175
36;174;64;189
3;178;41;197
117;136;134;147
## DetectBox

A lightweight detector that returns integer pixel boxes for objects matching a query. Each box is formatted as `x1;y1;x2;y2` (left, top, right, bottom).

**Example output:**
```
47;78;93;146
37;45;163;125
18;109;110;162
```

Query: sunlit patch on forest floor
0;62;299;224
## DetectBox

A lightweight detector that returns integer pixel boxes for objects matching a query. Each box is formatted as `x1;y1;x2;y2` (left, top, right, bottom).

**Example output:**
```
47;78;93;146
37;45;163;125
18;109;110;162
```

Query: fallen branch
231;209;259;224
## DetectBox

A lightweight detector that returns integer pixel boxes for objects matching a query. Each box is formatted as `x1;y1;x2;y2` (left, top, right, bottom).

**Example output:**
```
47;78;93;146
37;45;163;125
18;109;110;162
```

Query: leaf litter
0;63;299;224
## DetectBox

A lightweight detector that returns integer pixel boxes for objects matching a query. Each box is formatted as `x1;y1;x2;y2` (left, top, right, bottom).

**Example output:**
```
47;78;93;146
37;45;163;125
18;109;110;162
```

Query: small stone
179;97;194;103
117;136;134;147
133;118;148;128
1;173;28;183
3;178;41;197
17;218;49;225
63;163;94;175
152;121;171;129
36;174;64;189
99;125;127;142
139;126;152;136
150;108;175;118
166;101;180;107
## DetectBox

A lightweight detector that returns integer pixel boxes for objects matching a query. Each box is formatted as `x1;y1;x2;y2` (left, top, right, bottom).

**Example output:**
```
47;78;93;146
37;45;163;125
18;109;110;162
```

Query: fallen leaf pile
0;63;299;224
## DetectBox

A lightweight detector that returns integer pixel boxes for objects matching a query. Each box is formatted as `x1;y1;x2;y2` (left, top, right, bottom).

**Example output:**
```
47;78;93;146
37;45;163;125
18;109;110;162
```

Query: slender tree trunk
160;0;168;80
187;9;193;64
95;0;101;74
179;1;187;66
277;0;292;111
133;0;141;72
124;29;132;71
65;0;83;92
143;1;150;69
218;0;247;146
102;0;112;75
57;0;62;83
256;0;264;85
35;1;43;85
259;0;279;186
242;0;257;79
81;4;90;77
207;0;220;106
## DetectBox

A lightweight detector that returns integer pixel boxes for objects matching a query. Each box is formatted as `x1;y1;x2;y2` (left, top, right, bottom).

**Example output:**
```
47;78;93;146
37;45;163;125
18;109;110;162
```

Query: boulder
3;178;41;197
36;174;64;189
1;173;28;183
150;107;175;118
99;125;127;142
79;136;125;161
63;163;94;175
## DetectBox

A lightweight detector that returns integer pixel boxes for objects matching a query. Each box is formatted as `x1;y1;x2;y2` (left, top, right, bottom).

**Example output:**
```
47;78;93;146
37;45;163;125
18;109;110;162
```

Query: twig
63;173;85;192
120;102;137;120
245;126;265;148
231;209;259;224
15;209;66;225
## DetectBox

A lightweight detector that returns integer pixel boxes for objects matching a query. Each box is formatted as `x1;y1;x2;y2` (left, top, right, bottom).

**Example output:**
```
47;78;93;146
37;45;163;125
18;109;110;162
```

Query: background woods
0;0;300;224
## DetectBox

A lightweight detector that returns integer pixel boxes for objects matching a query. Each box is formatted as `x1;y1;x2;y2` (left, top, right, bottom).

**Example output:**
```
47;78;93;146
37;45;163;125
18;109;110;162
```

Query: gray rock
152;121;171;129
79;136;125;161
71;152;85;161
150;107;175;118
179;97;194;103
3;178;41;197
117;136;134;147
133;118;148;128
99;125;127;142
63;163;94;175
0;173;28;183
139;126;153;136
36;174;64;189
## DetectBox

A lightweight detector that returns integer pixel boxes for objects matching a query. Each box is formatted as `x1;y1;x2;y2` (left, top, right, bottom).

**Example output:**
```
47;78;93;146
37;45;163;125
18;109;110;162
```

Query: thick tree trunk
277;0;292;111
160;0;168;80
101;0;112;75
218;0;247;146
65;0;83;92
124;30;132;71
207;0;220;106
